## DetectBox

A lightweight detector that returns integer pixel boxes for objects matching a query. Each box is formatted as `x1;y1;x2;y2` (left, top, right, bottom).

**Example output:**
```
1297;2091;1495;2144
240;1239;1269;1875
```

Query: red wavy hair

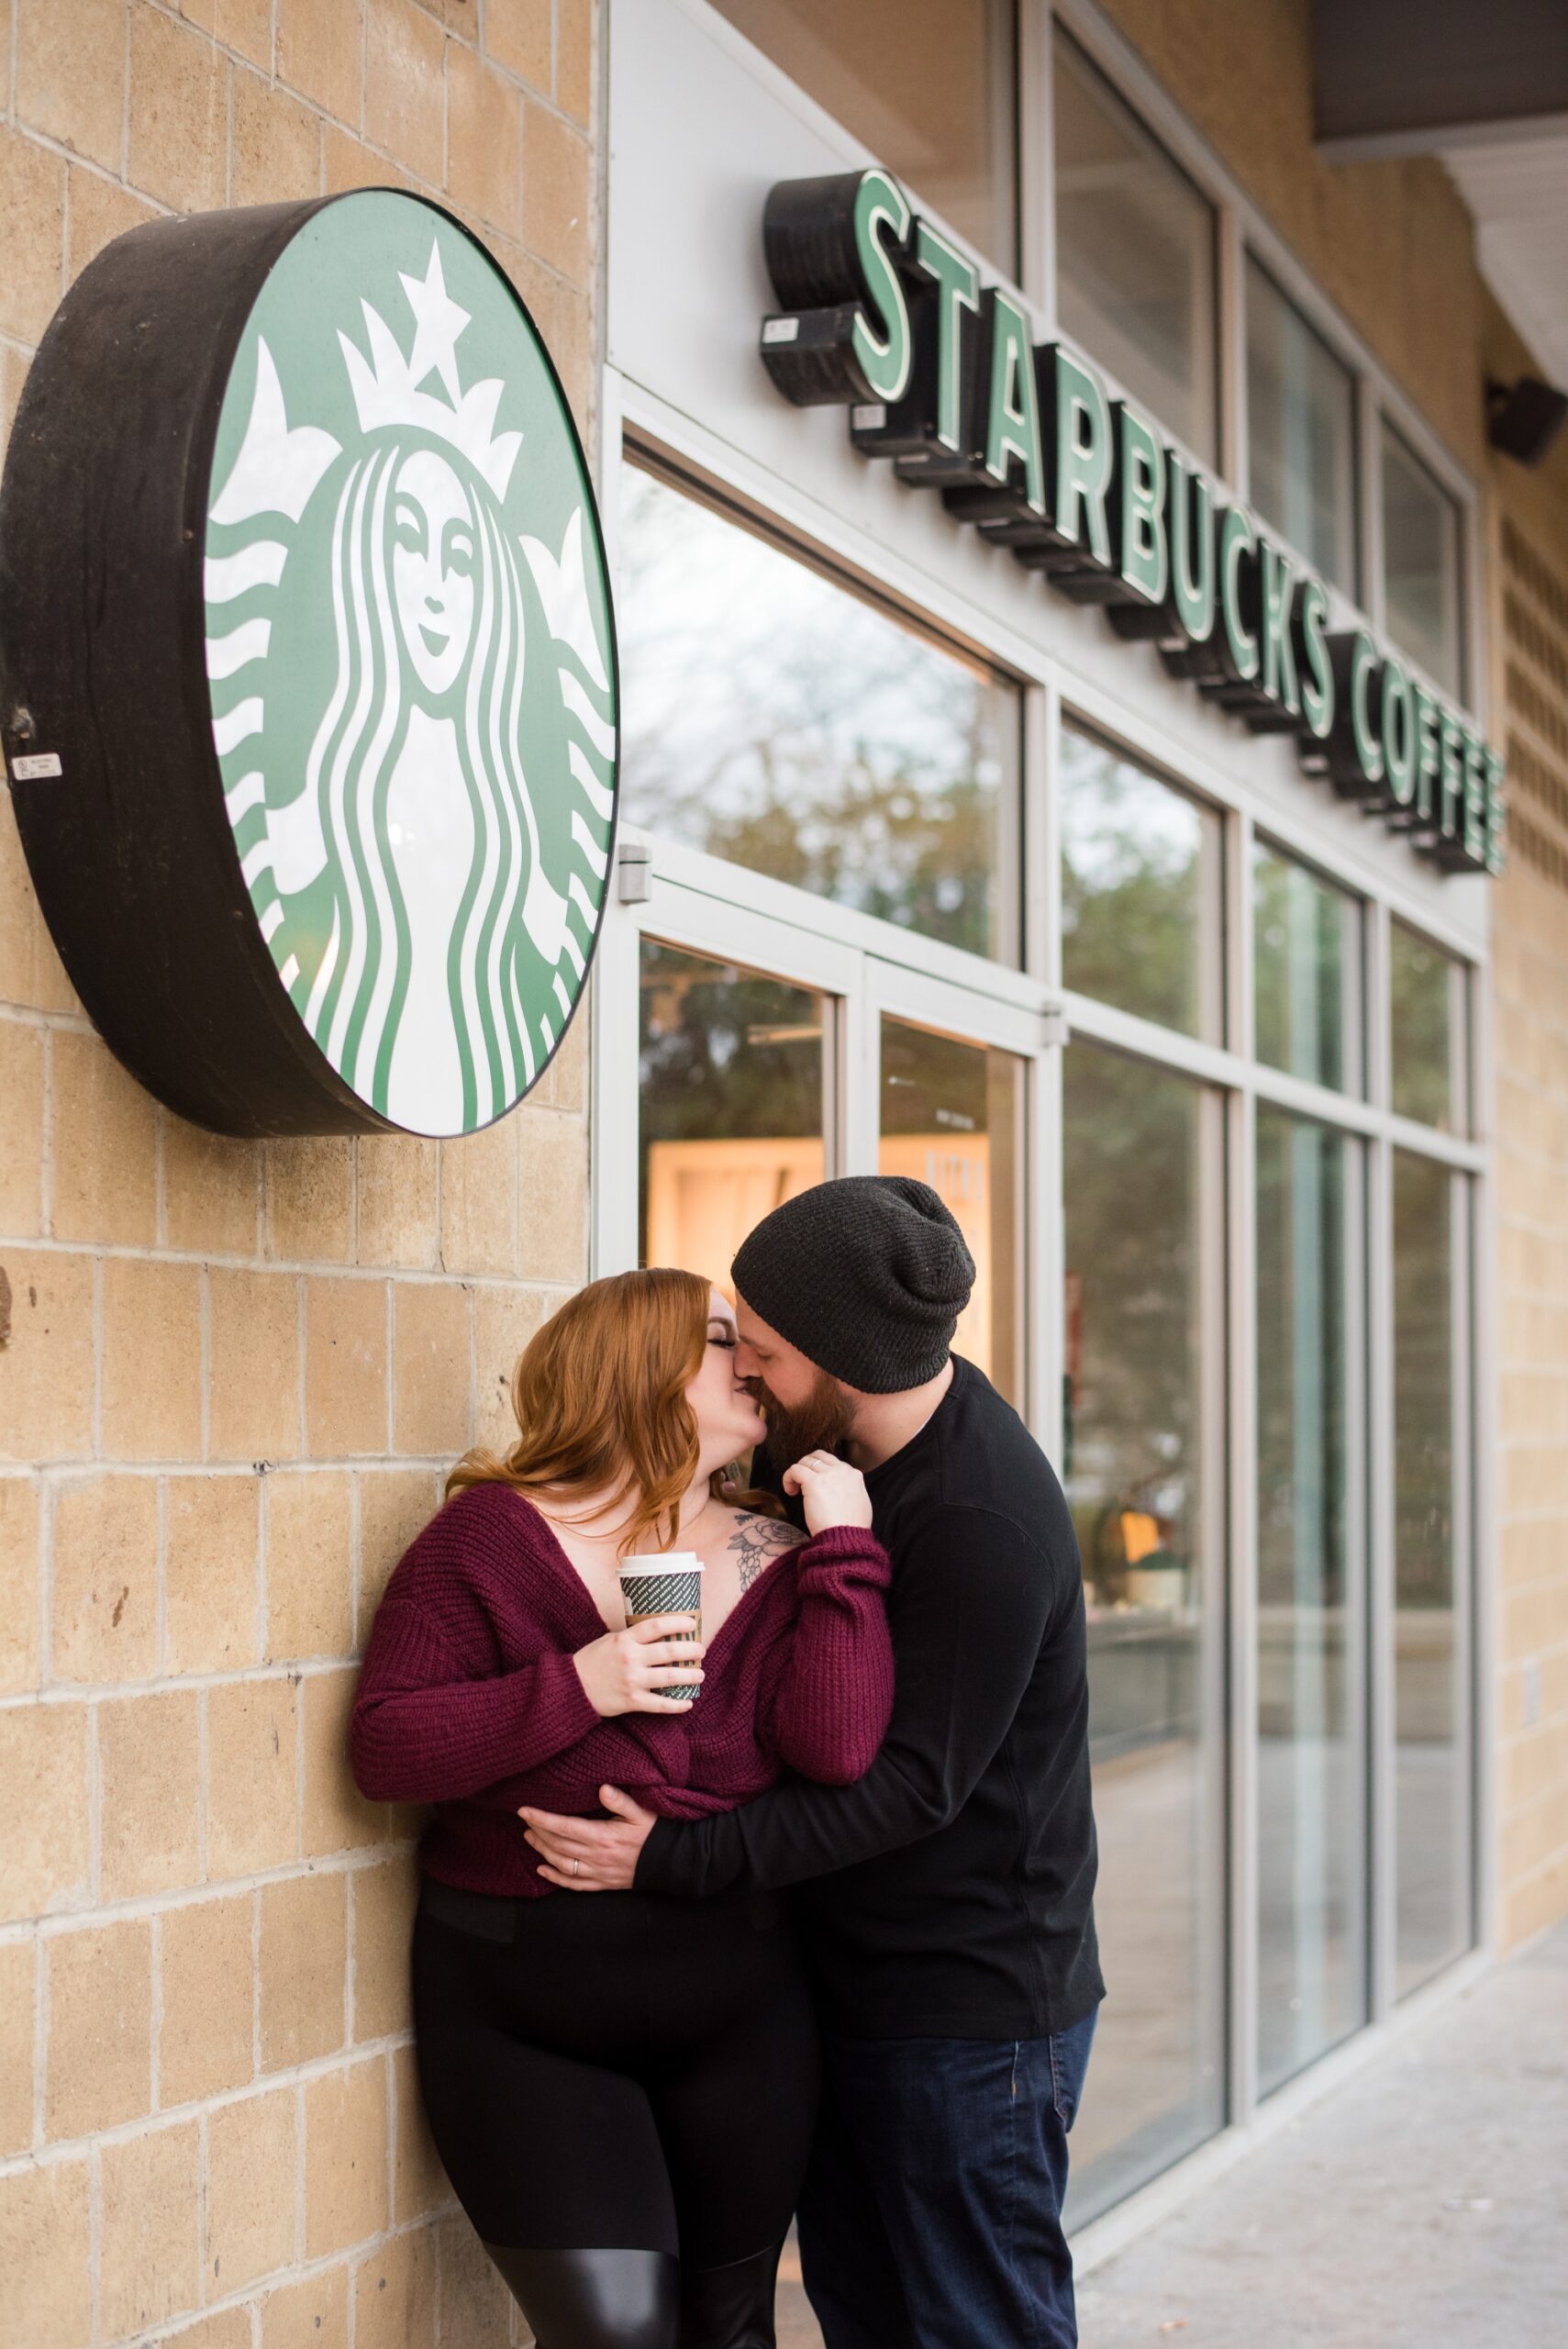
448;1268;773;1554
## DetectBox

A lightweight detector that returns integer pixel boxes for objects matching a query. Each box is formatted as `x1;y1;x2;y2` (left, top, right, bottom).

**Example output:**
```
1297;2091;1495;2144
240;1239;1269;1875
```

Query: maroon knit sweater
349;1482;895;1897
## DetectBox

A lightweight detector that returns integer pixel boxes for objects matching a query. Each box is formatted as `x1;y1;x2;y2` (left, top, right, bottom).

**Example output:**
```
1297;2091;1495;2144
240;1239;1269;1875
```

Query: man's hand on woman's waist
521;1785;657;1888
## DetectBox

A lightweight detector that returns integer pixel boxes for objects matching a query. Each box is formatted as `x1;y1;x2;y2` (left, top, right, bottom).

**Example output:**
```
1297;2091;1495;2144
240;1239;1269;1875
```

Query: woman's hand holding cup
573;1614;705;1717
782;1452;874;1534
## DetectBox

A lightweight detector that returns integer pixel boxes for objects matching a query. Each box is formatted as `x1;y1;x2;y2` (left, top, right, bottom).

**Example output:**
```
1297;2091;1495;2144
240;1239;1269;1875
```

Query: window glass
1390;920;1466;1133
1053;31;1218;464
1393;1151;1472;1996
708;0;1018;273
878;1019;1025;1407
1381;421;1462;696
1063;1043;1225;2216
619;469;1020;963
639;940;828;1286
1253;842;1362;1094
1246;257;1358;596
1256;1111;1367;2092
1061;724;1224;1041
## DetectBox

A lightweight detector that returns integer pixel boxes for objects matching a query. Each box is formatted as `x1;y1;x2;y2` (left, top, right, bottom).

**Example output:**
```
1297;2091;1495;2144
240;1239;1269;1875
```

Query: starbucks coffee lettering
758;169;1502;881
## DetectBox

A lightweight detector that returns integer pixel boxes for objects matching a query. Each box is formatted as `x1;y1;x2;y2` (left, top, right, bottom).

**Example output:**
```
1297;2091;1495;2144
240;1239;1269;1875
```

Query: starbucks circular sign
0;191;618;1136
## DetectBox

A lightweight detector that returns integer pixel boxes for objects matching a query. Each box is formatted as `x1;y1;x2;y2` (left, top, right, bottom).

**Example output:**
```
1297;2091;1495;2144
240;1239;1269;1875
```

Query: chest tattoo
728;1520;781;1591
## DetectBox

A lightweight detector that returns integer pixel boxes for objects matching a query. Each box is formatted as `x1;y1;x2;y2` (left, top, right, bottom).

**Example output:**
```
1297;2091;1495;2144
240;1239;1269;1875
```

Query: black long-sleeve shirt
636;1356;1104;2039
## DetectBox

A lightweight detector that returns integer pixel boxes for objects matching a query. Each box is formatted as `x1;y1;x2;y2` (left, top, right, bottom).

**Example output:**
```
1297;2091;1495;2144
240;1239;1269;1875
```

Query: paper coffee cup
617;1554;704;1701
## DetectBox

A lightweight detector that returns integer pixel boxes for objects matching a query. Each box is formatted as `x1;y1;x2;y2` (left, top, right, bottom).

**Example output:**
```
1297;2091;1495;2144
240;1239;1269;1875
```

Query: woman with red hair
350;1268;893;2349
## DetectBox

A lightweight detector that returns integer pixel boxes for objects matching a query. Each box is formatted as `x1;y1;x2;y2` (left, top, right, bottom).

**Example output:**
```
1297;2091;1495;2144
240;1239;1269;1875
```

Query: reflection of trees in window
1061;728;1213;1037
880;1023;988;1136
637;942;826;1280
1255;1114;1349;1612
1063;1046;1201;1589
618;471;1012;960
1393;1152;1455;1614
1390;923;1457;1130
706;756;998;955
1253;850;1353;1091
638;944;822;1147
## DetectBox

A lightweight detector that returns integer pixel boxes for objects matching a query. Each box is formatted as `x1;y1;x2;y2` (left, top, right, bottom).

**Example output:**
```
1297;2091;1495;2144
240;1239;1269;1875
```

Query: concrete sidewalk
1077;1921;1568;2348
776;1920;1568;2348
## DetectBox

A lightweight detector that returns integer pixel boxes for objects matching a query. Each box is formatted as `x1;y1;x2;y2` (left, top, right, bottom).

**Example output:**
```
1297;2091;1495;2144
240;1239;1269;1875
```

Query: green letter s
851;170;914;404
1295;577;1333;741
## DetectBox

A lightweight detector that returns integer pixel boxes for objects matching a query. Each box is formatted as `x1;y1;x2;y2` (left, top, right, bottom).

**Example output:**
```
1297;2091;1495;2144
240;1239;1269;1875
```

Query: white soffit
1440;130;1568;385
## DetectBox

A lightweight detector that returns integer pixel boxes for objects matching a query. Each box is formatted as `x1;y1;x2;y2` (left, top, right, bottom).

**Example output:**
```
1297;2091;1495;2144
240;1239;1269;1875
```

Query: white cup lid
617;1553;703;1576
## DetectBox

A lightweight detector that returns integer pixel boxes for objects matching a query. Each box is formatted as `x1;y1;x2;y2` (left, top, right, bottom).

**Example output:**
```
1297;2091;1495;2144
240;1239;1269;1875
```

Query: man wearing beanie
521;1175;1103;2349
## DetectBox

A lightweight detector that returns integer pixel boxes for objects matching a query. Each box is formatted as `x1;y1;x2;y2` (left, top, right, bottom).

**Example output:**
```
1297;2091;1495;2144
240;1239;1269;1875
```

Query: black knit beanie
731;1176;976;1393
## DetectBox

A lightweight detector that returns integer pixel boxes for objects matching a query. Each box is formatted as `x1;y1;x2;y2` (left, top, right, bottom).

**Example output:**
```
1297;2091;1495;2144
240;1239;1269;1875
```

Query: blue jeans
796;2010;1098;2349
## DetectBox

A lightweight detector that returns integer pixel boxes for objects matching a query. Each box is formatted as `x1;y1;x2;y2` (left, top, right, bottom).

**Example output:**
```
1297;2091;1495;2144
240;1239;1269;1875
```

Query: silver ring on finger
573;1858;580;1877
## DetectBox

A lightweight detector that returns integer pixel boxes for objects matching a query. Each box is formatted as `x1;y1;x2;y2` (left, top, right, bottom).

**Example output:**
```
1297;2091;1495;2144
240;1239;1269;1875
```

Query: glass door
867;959;1043;1418
594;872;861;1294
877;1016;1025;1404
639;937;833;1286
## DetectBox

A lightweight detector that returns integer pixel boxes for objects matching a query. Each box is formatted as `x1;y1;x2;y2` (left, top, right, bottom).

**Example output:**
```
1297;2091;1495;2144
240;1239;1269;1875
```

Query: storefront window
1246;257;1358;596
1253;843;1362;1094
639;940;828;1284
878;1018;1024;1406
1381;420;1463;697
1063;1043;1225;2216
707;0;1018;273
1256;1111;1367;2093
1390;919;1467;1132
1052;30;1218;465
619;468;1020;963
1061;723;1224;1041
1393;1151;1472;1996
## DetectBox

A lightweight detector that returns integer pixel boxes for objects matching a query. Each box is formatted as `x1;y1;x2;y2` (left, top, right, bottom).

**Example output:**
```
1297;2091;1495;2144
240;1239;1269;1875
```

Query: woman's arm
766;1522;895;1786
350;1598;602;1803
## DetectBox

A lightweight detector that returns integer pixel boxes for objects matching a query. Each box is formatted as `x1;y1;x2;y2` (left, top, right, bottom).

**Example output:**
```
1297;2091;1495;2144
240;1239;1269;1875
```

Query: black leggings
411;1876;820;2347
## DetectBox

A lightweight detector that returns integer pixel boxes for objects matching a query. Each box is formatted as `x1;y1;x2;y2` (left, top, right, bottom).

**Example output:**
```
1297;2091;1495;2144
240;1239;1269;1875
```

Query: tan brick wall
0;4;598;2343
1098;0;1568;1953
1483;291;1568;1955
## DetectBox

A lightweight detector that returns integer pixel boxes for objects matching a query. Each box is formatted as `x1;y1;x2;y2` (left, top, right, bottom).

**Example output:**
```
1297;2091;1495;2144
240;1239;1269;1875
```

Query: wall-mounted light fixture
1486;374;1568;468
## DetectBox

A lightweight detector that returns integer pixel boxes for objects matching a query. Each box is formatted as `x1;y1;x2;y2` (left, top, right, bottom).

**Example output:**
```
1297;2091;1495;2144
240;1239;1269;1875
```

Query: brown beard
755;1368;856;1471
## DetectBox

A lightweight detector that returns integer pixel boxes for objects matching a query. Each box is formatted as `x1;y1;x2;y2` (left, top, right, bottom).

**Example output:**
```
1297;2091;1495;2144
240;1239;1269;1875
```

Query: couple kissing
350;1174;1103;2349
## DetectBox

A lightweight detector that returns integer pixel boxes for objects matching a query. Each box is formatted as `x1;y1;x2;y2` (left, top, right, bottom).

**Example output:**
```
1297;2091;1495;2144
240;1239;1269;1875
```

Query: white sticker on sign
11;751;62;781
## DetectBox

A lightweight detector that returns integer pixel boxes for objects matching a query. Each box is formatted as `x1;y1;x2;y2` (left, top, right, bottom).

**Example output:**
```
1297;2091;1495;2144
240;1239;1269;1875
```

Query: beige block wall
1482;292;1568;1955
1099;0;1568;1952
0;4;597;2343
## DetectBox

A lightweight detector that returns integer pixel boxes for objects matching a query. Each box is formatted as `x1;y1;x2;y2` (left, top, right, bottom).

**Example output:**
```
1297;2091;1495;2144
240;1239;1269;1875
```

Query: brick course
0;2;596;2337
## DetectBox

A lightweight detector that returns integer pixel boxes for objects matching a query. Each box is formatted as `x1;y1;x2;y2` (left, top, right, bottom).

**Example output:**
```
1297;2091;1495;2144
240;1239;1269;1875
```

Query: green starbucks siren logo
204;192;617;1135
